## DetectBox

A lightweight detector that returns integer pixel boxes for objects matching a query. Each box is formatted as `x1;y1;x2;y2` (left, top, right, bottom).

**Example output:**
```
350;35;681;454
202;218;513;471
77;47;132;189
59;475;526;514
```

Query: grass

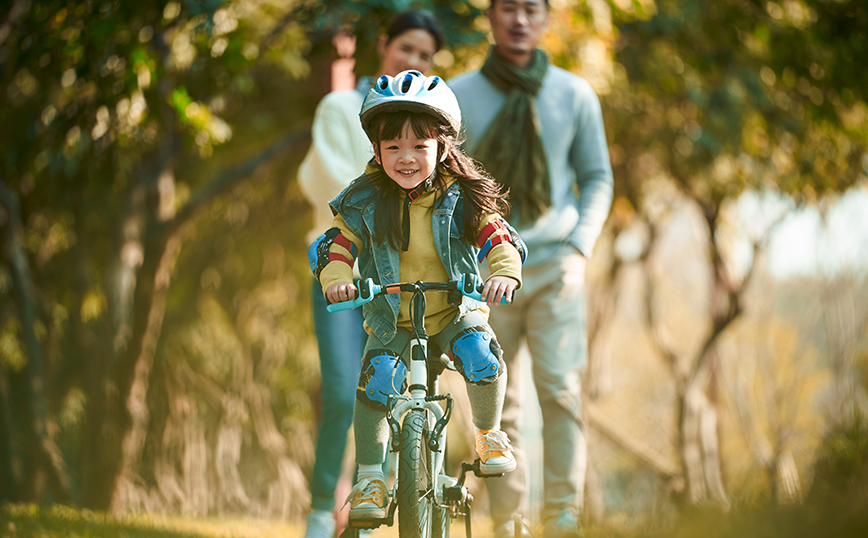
0;504;299;538
6;502;868;538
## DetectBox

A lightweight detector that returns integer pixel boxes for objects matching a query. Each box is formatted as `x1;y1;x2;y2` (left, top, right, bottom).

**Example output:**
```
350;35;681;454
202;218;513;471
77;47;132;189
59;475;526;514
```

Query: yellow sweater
320;177;522;337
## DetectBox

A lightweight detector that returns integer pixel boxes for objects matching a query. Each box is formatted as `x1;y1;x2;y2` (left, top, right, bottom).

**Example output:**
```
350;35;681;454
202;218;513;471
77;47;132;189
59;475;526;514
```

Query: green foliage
608;0;868;207
807;412;868;513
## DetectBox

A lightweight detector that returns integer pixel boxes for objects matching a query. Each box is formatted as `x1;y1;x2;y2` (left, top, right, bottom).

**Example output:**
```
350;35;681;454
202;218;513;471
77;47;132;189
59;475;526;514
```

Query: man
449;1;613;537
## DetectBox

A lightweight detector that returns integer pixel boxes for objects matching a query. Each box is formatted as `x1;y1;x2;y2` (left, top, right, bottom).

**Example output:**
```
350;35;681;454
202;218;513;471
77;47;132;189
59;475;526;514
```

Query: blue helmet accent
359;70;462;138
357;350;407;410
450;327;503;386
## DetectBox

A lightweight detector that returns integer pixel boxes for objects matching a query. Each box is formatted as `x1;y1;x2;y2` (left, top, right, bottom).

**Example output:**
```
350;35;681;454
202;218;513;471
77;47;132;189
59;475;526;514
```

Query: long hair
342;110;509;250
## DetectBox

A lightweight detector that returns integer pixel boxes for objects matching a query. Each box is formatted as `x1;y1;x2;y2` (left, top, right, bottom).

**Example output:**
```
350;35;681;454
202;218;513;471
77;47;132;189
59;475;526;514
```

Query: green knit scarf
474;46;550;224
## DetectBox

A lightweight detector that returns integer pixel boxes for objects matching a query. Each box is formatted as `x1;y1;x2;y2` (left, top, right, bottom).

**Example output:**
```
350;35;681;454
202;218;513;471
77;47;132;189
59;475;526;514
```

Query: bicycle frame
331;275;511;538
387;282;454;512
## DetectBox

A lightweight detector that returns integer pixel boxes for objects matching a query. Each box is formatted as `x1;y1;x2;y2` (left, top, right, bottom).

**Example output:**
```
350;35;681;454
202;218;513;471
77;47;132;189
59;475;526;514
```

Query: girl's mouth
399;170;418;176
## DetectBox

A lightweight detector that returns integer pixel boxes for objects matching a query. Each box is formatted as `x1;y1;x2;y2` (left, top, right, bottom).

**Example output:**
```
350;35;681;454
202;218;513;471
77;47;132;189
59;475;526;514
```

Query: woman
297;10;445;538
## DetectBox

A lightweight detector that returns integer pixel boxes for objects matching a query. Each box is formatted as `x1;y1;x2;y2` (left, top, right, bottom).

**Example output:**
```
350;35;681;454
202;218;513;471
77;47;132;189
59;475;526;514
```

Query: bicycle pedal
470;458;505;478
347;519;386;532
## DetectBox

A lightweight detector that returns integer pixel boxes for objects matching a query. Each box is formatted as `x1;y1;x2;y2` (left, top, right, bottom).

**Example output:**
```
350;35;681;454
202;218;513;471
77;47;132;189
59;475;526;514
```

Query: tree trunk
773;450;802;504
0;178;71;502
82;135;174;509
0;370;20;500
85;129;310;510
110;234;183;513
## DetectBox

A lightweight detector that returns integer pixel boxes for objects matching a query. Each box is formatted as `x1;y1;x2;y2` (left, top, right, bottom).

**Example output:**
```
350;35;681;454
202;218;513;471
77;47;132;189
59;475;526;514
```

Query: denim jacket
329;176;485;344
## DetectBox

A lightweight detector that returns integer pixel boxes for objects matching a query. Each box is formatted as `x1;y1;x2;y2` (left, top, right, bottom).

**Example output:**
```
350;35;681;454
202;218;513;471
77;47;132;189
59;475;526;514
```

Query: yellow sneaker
475;429;516;475
345;477;388;520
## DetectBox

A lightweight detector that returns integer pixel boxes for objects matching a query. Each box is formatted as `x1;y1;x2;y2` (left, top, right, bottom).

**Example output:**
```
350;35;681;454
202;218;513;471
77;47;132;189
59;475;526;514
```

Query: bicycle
329;273;523;538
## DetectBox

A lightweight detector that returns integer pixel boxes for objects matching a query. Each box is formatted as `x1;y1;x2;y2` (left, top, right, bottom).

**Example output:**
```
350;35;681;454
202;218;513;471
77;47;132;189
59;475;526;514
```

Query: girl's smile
376;123;446;190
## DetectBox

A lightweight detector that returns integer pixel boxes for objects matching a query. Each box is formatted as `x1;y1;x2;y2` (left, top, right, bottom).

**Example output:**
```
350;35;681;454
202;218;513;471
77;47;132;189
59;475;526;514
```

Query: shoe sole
479;459;517;475
349;508;387;520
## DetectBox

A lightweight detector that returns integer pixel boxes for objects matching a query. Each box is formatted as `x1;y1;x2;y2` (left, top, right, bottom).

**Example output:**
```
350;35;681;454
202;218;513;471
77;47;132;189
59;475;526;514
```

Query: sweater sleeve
568;82;614;257
478;214;522;288
318;214;364;297
297;92;372;221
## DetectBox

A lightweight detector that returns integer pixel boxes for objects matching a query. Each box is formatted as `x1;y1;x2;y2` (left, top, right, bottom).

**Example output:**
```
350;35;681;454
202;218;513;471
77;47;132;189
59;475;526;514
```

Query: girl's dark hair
384;9;446;53
342;111;509;250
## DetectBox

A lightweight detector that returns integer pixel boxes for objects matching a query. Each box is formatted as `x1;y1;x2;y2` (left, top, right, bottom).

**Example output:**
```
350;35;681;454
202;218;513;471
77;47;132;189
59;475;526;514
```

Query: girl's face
378;29;437;76
376;122;446;190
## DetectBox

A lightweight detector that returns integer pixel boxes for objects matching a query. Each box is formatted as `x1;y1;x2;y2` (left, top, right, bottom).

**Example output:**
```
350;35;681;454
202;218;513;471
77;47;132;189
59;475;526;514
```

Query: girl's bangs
375;110;442;142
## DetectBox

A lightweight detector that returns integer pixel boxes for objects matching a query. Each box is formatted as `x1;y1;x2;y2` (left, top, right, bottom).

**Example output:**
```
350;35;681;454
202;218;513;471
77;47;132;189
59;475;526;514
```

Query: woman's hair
384;9;446;53
342;110;509;250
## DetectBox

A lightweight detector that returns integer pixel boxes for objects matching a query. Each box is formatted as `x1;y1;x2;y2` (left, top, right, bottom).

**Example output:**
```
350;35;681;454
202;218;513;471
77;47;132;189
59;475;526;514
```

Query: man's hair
384;9;446;52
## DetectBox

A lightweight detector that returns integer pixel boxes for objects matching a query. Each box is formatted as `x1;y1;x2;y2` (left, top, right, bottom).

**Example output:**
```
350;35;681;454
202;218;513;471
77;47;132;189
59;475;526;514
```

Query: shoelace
478;430;513;458
343;478;386;508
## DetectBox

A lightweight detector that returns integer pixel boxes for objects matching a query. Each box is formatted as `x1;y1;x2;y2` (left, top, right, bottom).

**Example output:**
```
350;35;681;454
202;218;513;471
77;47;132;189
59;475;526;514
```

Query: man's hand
481;276;518;305
326;282;357;304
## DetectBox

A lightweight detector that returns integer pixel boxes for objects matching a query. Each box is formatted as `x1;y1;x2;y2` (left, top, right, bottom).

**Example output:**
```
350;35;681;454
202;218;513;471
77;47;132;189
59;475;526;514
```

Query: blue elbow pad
308;227;358;278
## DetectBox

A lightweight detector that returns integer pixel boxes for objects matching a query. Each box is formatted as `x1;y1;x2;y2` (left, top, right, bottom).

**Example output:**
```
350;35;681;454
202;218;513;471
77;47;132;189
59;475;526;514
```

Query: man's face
487;0;548;66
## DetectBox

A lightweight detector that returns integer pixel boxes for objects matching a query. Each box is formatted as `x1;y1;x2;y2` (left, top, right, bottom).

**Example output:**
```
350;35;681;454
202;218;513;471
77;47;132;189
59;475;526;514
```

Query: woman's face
378;28;437;76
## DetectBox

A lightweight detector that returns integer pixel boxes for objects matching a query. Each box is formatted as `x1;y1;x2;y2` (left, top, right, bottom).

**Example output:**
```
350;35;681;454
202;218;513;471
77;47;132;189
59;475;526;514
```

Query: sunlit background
1;0;866;536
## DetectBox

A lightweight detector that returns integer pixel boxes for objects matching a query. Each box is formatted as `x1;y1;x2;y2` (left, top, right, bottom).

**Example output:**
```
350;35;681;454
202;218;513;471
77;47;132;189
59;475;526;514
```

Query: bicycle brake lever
326;278;382;312
457;273;512;305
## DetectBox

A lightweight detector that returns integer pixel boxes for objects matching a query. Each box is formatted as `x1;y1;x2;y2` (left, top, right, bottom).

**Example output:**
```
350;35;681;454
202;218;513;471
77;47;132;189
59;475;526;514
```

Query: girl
298;11;445;538
312;71;525;520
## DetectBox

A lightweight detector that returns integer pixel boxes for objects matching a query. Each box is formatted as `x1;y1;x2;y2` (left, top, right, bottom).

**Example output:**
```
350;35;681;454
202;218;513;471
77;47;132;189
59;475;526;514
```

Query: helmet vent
427;77;440;90
378;76;388;90
401;74;413;93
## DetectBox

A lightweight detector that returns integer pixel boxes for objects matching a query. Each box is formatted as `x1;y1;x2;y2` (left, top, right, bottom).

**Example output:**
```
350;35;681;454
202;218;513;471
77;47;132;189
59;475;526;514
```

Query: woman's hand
481;276;518;305
326;282;358;304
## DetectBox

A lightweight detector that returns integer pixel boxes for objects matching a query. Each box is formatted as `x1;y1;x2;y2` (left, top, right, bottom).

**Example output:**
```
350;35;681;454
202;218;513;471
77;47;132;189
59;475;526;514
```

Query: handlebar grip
326;279;381;312
458;273;512;305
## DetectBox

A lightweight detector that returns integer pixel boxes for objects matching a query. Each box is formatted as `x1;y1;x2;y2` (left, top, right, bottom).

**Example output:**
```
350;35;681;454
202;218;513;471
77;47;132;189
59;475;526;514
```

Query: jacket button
441;219;445;224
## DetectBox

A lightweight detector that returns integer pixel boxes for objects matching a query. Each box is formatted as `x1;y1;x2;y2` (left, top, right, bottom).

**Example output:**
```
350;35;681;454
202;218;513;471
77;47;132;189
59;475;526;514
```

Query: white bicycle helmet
360;70;462;138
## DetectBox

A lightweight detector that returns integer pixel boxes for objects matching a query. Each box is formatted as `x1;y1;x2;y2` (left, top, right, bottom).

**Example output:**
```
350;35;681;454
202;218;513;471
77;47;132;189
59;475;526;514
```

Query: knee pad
356;349;407;410
449;327;503;385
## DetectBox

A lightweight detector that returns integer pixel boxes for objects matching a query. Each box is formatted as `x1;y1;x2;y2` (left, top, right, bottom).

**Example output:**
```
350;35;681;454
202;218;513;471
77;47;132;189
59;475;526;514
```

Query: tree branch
162;130;310;239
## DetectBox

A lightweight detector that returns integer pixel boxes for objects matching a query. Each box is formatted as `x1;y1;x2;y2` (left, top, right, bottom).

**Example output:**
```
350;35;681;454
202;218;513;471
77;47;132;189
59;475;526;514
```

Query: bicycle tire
398;409;436;538
431;499;449;538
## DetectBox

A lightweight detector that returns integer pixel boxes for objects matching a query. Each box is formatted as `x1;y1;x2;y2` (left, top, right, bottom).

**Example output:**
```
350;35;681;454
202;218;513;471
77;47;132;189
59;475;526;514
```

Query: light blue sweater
450;65;614;265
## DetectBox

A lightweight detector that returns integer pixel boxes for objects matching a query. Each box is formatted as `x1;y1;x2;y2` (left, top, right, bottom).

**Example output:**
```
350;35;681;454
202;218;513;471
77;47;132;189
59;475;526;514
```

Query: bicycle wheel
398;409;435;538
431;497;449;538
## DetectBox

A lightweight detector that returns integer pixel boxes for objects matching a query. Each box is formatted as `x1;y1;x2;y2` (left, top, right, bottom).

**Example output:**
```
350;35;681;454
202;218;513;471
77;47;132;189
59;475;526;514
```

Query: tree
0;0;489;513
603;0;868;507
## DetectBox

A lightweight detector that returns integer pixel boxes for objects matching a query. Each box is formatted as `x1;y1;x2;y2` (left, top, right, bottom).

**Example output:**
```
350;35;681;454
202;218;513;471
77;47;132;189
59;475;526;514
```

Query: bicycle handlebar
326;273;512;312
